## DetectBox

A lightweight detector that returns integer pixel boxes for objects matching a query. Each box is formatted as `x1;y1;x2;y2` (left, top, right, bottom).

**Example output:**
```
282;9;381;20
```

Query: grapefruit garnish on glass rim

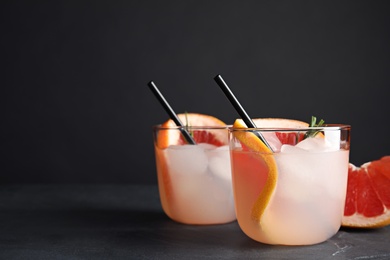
157;113;228;148
342;156;390;228
232;118;313;223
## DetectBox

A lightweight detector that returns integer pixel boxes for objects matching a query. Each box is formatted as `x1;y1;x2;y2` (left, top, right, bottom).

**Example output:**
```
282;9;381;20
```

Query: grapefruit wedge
342;156;390;228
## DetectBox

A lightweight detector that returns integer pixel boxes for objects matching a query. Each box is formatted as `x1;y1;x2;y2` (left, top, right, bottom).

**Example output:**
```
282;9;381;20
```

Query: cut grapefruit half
157;113;228;148
342;156;390;228
232;118;309;222
251;118;309;146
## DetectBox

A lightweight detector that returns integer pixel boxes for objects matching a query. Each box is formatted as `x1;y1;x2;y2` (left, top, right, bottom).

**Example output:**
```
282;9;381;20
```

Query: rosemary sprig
304;116;325;139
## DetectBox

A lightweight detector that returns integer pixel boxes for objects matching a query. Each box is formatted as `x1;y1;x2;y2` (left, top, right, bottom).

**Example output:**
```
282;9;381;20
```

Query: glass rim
229;124;351;132
153;124;230;130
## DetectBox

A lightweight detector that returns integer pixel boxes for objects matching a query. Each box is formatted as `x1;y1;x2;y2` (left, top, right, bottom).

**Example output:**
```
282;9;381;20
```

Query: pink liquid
231;148;349;245
155;145;236;225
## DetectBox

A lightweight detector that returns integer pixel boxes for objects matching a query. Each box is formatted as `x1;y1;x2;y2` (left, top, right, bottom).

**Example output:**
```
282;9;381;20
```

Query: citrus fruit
232;118;309;222
342;156;390;228
251;118;309;146
157;113;227;148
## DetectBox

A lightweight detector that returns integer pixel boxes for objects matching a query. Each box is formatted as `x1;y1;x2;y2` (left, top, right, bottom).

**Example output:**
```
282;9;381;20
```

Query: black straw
147;81;196;145
213;75;273;151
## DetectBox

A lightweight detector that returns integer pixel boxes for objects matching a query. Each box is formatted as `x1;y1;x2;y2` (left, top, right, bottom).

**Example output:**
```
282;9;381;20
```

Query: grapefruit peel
232;119;277;223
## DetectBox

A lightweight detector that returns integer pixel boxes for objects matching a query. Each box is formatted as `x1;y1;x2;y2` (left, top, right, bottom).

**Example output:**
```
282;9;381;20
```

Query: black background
2;1;389;183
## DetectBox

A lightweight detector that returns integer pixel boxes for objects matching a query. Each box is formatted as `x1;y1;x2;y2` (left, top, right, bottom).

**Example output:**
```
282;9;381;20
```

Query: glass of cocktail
229;118;351;245
153;113;236;225
148;81;235;225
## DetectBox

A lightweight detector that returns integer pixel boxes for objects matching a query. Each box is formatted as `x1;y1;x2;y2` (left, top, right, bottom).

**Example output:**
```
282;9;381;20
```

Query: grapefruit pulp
342;156;390;228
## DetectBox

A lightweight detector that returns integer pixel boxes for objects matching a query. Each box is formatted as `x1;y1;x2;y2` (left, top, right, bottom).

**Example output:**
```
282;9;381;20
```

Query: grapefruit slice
157;113;227;148
232;118;309;222
342;156;390;228
252;118;309;146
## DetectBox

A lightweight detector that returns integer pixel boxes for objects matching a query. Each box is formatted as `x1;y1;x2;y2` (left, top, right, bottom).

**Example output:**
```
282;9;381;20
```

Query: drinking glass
229;125;351;245
153;125;236;225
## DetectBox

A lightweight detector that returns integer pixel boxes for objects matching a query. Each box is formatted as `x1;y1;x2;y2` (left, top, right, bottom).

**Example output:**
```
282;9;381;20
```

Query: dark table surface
0;184;389;260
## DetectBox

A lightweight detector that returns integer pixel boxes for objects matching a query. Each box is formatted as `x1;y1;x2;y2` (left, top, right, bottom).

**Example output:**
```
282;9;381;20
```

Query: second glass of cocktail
153;113;236;225
229;118;351;245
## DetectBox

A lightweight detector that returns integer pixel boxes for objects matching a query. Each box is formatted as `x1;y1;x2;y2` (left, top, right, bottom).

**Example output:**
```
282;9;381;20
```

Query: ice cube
295;137;334;152
204;144;227;159
263;132;283;152
280;144;308;154
208;145;232;181
274;156;311;201
166;144;208;176
198;143;217;150
171;172;235;222
324;130;341;151
274;151;326;201
215;145;229;152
